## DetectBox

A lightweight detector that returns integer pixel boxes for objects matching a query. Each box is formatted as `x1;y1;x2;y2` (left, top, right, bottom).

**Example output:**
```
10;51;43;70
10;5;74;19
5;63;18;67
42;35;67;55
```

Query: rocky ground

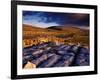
23;42;90;69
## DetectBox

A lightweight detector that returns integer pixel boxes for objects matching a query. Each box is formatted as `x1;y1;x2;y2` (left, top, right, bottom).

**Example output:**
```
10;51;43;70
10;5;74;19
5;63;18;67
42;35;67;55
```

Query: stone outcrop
23;42;89;69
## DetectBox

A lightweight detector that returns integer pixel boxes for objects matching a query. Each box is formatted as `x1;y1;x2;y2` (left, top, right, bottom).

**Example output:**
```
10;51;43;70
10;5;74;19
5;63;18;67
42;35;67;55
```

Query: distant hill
23;24;89;35
47;26;62;30
47;25;89;34
23;24;44;31
47;25;89;30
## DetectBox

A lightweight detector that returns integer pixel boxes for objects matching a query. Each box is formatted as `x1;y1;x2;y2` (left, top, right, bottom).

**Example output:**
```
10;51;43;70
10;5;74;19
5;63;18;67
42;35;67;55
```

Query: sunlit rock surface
23;42;90;69
24;61;36;69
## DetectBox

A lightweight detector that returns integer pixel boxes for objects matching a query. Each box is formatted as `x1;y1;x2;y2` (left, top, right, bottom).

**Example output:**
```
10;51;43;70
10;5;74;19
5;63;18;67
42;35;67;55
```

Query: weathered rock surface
23;42;90;68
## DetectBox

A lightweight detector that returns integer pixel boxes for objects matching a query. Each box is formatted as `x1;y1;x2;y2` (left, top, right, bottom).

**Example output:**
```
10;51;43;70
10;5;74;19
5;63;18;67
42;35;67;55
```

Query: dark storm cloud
68;13;90;26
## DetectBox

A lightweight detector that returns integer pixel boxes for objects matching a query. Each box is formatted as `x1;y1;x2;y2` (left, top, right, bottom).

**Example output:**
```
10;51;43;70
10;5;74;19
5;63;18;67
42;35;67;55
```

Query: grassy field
23;24;89;48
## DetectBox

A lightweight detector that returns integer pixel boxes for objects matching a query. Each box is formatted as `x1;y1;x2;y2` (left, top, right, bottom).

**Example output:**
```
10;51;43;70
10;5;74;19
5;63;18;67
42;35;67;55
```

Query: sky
23;11;89;28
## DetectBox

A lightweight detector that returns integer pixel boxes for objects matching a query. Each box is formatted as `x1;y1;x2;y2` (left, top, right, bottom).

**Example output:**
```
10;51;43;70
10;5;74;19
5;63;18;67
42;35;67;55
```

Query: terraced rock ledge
23;42;89;69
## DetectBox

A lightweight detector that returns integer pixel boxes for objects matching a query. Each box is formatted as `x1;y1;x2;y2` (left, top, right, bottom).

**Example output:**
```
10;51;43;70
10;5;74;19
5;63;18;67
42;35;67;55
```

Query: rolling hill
23;24;89;47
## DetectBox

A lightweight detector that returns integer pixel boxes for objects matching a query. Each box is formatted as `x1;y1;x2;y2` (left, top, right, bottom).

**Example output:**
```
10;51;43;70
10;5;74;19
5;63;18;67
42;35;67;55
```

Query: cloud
23;15;59;28
69;13;89;20
23;11;60;28
24;21;59;28
23;11;89;27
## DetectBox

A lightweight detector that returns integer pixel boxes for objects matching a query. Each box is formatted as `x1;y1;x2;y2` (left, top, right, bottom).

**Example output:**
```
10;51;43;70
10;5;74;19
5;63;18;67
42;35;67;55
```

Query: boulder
24;61;36;69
